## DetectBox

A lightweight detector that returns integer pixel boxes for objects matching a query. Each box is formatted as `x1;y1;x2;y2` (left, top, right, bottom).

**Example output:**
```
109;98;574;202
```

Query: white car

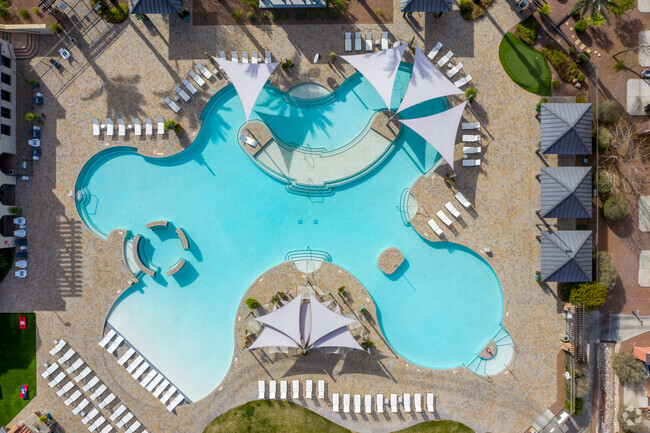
28;139;40;147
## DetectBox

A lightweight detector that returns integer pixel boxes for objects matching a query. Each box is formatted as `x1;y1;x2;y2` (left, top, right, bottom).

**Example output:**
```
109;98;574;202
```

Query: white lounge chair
332;393;339;412
56;380;73;397
463;146;481;154
454;74;472;87
251;50;259;64
219;50;226;60
167;394;184;412
132;362;149;380
117;118;126;136
462;122;480;130
355;32;362;51
365;32;373;50
14;217;25;225
82;376;99;392
98;393;115;409
146;373;164;392
145;118;153;136
66;358;84;374
92;118;100;136
344;32;352;51
269;380;276;399
404;393;411;412
455;191;472;208
306;380;312;399
65;390;81;406
376;394;384;413
133;118;142;135
393;40;401;47
41;363;59;379
197;62;213;79
265;51;271;63
231;51;239;62
241;51;248;63
390;393;398;412
318;380;324;399
462;134;481;142
445;202;461;218
117;347;135;366
427;219;443;236
153;379;169;398
116;412;133;429
427;393;434;412
109;405;126;421
125;421;141;433
447;62;463;78
427;42;442;59
414;393;422;412
239;134;258;147
140;369;157;387
88;416;105;432
462;159;481;167
280;380;287;399
58;348;75;364
292;380;299;399
81;408;99;425
126;356;143;373
49;340;66;356
364;395;372;413
90;384;106;400
106;335;123;354
354;394;361;413
72;398;89;415
157;116;165;135
106;118;114;136
258;380;265;399
174;86;190;102
182;78;197;95
437;210;452;226
99;425;113;433
343;394;350;413
15;260;27;269
189;71;205;88
160;386;177;404
74;366;91;382
437;50;453;67
381;31;388;50
164;97;180;113
14;230;25;237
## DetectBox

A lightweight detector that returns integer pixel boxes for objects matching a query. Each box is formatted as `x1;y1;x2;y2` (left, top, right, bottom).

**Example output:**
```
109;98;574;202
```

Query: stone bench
377;247;404;275
166;259;186;277
146;220;169;230
176;228;189;250
132;235;156;277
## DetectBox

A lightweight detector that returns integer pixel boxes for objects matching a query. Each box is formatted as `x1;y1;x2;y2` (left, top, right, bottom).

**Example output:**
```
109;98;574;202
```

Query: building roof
540;166;592;218
540;103;592;155
541;230;592;282
129;0;181;14
401;0;452;12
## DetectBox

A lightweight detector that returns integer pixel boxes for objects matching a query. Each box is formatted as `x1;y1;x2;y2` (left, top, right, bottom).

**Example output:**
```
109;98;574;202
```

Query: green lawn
498;32;552;96
0;313;37;426
203;400;474;433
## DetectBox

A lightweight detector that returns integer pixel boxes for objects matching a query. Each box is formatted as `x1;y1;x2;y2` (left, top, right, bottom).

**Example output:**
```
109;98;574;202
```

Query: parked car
15;251;28;259
49;59;61;69
641;69;650;79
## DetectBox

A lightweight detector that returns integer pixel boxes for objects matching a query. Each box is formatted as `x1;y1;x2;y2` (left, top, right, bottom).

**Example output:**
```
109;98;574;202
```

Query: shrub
535;97;548;111
551;80;560;89
597;100;623;123
576;52;589;63
614;59;625;72
280;58;293;71
102;4;128;23
281;11;288;19
587;11;605;26
594;126;613;150
338;286;346;294
515;17;539;45
231;8;243;22
613;351;645;384
32;6;40;14
574;19;588;32
328;0;348;14
542;44;578;82
306;10;315;19
375;8;386;15
569;46;577;54
294;10;304;19
565;397;583;415
328;8;338;19
567;282;608;312
577;73;585;83
25;112;38;121
245;297;259;309
28;78;38;86
19;9;30;19
612;0;635;16
269;10;278;19
9;206;21;215
539;3;550;15
576;96;587;103
598;251;618;290
318;10;326;18
0;1;9;18
259;11;268;19
199;10;207;18
603;194;629;221
49;22;63;33
246;11;256;20
465;87;477;101
459;0;493;19
329;52;336;62
164;120;181;134
594;169;612;194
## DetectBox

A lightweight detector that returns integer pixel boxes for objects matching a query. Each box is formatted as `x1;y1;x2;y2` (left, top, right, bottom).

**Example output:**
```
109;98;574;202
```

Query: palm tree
556;0;618;26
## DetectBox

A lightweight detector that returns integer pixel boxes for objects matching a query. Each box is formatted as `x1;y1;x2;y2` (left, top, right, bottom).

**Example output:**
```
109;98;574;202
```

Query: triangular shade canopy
398;47;463;113
342;45;407;109
398;101;467;169
540;166;591;218
540;103;592;155
312;326;364;350
541;230;592;282
307;295;356;345
213;57;279;120
254;296;302;344
248;325;300;350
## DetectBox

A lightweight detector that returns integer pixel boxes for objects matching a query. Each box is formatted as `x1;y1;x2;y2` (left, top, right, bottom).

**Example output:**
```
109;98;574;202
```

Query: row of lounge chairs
164;62;215;113
258;379;325;400
91;117;166;137
219;50;272;64
461;131;482;166
101;329;186;412
332;392;435;414
427;192;473;237
427;42;472;88
344;31;393;52
45;339;146;433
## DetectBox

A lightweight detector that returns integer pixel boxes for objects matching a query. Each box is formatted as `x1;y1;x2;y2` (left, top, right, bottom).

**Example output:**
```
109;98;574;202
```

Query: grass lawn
0;313;37;427
203;400;474;433
498;32;552;96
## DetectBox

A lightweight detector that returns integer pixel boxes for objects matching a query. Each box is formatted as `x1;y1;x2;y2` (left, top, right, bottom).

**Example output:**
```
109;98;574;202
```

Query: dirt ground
192;0;393;26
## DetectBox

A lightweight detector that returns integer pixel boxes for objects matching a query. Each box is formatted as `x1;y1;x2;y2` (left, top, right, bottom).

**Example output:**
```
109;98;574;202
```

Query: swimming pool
76;65;509;402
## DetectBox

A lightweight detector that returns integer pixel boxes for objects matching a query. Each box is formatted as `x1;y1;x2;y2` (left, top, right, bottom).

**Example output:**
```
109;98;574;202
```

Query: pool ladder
285;248;332;264
75;187;91;206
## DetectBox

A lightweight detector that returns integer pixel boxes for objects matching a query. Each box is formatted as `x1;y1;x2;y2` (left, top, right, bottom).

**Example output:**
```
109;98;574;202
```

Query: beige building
0;38;17;249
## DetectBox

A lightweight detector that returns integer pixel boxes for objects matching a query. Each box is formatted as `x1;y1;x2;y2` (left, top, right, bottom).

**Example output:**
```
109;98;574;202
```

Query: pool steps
465;327;514;376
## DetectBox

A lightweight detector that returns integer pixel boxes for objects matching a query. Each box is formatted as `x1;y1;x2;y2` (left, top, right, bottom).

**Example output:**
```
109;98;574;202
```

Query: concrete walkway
627;79;650;115
601;314;650;341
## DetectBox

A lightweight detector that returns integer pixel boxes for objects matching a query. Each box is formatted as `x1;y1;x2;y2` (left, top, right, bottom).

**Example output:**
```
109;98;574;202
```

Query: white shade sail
307;295;356;345
312;326;364;350
398;101;467;169
248;325;300;350
213;57;279;120
398;46;464;113
254;295;302;344
341;45;407;110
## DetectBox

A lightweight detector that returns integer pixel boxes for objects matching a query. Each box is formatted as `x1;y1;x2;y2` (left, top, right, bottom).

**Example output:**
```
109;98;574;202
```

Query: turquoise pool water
76;66;506;402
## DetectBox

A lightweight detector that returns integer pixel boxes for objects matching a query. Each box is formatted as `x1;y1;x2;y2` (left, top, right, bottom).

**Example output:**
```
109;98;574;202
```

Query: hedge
515;17;539;45
597;100;623;124
542;44;579;82
603;194;629;221
594;126;613;150
594;169;612;195
598;251;618;290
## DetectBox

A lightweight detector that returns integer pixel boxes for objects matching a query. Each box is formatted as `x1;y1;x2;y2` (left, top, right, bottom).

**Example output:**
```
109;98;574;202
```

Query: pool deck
0;0;566;431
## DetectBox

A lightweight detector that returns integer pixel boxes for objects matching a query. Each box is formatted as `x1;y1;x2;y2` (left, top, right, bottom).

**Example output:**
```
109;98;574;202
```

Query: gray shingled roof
540;166;592;218
129;0;180;14
401;0;452;12
541;230;592;282
540;103;592;155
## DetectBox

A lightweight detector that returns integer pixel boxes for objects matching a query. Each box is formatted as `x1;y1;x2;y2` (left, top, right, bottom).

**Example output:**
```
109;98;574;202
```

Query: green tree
568;282;608;312
245;297;259;309
613;351;645;384
566;0;618;24
603;194;629;221
594;125;613;150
